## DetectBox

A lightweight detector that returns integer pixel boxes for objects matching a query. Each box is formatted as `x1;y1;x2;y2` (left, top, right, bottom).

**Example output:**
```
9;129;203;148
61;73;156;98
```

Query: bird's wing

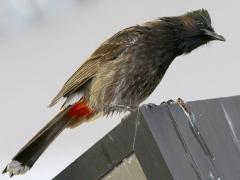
49;26;144;107
48;57;99;107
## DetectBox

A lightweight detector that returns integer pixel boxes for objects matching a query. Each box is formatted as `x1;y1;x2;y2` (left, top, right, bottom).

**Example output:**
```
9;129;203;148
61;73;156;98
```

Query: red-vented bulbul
3;9;225;177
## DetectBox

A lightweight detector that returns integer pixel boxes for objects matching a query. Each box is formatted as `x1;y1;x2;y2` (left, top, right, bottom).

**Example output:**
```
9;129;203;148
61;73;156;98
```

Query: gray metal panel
133;108;173;180
141;96;240;180
54;107;172;180
102;154;147;180
53;112;138;180
54;95;240;180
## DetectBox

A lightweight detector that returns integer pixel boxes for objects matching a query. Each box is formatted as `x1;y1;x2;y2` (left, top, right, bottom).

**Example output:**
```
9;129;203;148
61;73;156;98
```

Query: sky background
0;0;238;179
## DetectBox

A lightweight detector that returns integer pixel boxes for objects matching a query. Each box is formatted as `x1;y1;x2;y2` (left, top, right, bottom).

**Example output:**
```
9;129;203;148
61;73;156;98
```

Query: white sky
0;0;238;179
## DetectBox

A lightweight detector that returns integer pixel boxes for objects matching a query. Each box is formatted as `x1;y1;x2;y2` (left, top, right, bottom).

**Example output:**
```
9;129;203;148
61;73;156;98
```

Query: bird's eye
208;26;214;32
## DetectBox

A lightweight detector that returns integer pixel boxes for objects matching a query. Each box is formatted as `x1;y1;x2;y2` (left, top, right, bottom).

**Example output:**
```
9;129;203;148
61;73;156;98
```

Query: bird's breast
88;43;174;113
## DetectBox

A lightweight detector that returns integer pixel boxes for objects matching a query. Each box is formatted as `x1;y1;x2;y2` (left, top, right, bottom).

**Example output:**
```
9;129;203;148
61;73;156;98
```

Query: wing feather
49;58;99;107
49;25;144;107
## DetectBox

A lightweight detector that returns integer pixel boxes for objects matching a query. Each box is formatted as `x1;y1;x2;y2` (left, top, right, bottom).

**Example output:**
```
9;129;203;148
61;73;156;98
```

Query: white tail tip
3;160;29;177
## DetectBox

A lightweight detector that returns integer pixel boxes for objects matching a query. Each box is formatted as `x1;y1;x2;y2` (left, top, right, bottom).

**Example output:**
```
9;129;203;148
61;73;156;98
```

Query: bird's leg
115;104;137;112
114;105;138;122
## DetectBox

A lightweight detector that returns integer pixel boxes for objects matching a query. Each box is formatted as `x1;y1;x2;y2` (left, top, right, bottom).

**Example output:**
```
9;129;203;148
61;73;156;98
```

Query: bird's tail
2;102;94;177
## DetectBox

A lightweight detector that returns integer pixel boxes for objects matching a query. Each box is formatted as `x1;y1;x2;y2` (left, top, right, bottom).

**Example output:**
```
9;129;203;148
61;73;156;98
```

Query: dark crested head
183;9;225;41
160;9;225;55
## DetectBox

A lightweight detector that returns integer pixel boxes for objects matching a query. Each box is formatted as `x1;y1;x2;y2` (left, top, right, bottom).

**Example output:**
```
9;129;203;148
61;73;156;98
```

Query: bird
3;9;225;177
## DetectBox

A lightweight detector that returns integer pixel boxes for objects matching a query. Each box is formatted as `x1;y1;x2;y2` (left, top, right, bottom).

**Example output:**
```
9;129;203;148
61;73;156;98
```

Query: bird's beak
201;29;226;41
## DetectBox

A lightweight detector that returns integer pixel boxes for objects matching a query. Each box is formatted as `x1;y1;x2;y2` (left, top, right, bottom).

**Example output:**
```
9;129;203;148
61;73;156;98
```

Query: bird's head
161;9;225;55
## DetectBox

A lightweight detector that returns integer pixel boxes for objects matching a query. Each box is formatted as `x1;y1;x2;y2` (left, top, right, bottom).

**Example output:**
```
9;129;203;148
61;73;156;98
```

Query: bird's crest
185;9;211;26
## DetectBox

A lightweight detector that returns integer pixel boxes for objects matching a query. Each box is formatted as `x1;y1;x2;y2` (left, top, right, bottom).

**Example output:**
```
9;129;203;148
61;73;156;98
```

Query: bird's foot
2;160;29;177
143;103;157;110
161;99;175;105
161;98;191;113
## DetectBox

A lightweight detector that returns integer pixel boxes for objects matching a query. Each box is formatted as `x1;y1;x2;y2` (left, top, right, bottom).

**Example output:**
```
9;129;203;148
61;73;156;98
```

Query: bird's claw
160;98;190;113
167;99;175;104
161;99;175;105
143;103;157;110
